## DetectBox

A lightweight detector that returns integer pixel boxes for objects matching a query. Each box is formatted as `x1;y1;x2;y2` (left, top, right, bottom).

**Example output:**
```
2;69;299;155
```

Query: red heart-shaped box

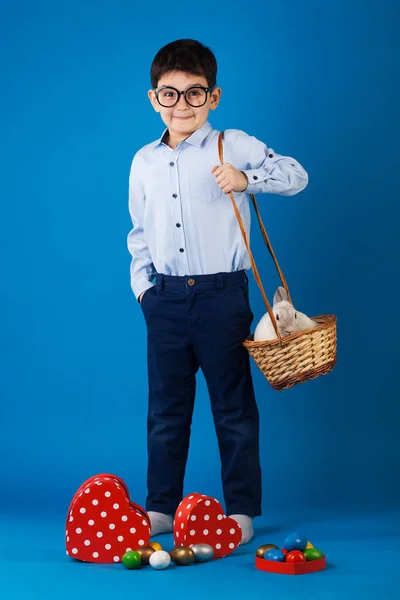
255;555;326;575
65;473;150;563
173;493;241;559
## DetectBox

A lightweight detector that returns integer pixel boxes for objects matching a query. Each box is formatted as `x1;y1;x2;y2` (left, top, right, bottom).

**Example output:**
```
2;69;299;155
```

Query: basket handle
218;131;292;341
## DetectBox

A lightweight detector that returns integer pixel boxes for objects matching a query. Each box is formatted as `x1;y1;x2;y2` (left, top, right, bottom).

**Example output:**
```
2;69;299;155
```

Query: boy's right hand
138;291;146;303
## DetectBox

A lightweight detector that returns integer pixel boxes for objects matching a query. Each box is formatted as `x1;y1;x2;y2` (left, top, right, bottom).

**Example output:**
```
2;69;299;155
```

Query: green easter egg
304;547;324;561
122;550;142;569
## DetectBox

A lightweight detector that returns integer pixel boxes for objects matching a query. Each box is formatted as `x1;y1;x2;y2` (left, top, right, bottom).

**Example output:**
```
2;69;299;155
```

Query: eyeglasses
154;85;216;108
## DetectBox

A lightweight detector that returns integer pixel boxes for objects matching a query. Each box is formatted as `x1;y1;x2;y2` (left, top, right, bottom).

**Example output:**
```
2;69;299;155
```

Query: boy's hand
211;163;248;194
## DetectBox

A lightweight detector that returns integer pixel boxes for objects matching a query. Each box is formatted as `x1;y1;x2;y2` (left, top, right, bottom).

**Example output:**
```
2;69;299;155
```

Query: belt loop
244;270;249;284
216;272;223;293
156;274;164;295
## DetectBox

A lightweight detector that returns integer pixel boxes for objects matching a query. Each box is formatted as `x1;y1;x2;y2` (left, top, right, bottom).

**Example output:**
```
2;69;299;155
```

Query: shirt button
253;175;258;180
268;154;273;158
187;278;195;286
176;223;181;227
172;193;177;198
170;161;174;167
179;248;184;252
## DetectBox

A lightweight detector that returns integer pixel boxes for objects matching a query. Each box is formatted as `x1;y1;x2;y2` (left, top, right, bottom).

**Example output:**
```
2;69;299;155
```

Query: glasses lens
157;87;179;107
186;87;207;107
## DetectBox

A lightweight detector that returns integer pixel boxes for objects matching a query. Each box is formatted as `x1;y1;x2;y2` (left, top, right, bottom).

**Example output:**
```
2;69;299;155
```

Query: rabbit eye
295;313;297;319
276;314;279;321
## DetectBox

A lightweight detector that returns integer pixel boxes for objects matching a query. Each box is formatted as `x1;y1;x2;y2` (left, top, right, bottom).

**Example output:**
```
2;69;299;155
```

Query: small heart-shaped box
65;473;150;563
173;493;241;559
255;555;326;575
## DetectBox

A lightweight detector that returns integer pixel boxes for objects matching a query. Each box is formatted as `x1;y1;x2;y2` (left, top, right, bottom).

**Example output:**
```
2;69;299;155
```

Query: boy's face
148;71;221;141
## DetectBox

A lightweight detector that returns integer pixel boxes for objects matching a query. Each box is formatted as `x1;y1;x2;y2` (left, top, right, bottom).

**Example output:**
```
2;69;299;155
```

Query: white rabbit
254;286;319;341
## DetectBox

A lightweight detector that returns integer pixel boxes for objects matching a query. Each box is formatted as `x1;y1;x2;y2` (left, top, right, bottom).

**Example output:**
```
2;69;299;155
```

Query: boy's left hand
211;163;248;194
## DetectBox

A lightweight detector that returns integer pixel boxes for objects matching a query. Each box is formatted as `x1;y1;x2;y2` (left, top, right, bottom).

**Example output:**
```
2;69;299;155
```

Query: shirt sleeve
226;129;309;196
127;153;156;302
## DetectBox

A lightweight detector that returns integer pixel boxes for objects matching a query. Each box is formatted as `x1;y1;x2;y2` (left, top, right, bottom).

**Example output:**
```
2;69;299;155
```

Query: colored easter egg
304;547;325;561
281;548;288;556
285;550;306;563
149;550;171;570
135;546;155;565
283;532;308;552
169;546;195;566
122;550;142;569
191;543;215;562
265;549;285;562
149;541;162;551
306;541;314;549
255;544;279;558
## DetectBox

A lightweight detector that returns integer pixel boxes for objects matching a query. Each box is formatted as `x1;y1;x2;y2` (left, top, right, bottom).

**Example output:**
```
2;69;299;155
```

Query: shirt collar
151;120;213;151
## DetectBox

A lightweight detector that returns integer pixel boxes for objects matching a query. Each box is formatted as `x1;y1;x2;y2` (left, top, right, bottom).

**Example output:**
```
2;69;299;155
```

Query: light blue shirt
127;120;308;301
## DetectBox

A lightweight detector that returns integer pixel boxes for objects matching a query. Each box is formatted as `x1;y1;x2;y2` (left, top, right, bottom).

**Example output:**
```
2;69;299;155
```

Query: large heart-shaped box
173;493;241;559
65;473;150;563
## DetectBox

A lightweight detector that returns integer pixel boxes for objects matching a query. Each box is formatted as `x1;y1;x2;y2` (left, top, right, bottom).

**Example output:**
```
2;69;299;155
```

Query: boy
127;39;308;544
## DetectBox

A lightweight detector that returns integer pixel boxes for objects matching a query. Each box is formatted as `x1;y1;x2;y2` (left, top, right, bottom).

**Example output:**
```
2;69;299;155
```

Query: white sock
147;511;173;536
229;514;254;545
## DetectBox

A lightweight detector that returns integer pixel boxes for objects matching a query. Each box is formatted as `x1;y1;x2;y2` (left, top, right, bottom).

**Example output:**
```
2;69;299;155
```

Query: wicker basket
218;132;337;392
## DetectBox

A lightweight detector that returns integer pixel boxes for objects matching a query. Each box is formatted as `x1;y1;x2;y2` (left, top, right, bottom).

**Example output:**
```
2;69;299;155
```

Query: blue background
0;1;399;598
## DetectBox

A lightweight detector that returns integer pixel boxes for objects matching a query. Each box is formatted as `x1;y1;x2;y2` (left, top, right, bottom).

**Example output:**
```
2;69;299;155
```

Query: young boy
127;39;308;544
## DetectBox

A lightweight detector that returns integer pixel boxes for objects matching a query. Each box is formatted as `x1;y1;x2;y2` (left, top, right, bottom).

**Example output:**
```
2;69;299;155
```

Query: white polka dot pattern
173;493;241;559
65;474;151;564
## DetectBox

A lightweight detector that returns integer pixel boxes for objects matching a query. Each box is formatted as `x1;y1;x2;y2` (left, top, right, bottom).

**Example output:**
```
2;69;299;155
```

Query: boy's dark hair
150;39;217;89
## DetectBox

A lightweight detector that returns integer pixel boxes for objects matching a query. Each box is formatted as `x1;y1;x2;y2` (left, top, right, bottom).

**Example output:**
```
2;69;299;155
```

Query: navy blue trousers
140;270;262;518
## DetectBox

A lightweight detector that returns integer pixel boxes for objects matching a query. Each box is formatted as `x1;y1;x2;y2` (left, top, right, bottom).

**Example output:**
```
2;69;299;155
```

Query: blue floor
0;509;398;600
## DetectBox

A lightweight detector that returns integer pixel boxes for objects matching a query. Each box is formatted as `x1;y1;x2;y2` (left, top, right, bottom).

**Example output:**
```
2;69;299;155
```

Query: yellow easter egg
306;541;314;549
149;541;162;551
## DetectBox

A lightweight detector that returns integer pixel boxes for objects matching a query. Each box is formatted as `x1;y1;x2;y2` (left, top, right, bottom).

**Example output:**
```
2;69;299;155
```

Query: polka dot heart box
65;473;150;564
173;493;242;559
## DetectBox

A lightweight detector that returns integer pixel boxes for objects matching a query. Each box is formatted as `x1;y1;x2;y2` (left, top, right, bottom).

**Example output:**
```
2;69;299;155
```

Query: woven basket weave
218;132;337;392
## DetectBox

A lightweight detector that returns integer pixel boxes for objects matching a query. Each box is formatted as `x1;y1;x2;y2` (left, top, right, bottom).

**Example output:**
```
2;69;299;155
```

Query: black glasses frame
154;85;216;107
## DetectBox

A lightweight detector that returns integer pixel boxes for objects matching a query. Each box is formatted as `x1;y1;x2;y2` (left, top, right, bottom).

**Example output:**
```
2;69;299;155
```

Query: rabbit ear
274;286;288;305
